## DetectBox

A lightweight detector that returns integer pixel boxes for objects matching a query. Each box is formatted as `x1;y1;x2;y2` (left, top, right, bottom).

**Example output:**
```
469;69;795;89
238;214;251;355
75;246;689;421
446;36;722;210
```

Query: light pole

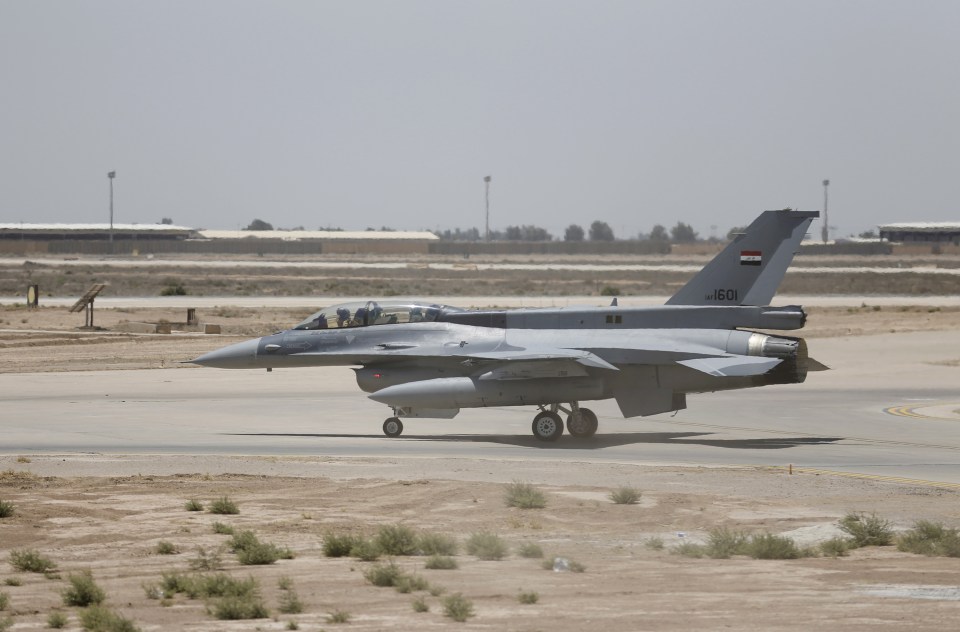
108;171;116;243
821;179;830;243
484;175;492;241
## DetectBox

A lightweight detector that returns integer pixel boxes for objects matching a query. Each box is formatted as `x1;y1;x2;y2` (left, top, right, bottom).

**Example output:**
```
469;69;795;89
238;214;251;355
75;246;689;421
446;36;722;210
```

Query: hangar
879;222;960;245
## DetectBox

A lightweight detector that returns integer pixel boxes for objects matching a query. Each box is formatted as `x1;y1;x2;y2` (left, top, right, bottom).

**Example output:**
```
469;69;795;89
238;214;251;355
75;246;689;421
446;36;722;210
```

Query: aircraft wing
456;349;619;371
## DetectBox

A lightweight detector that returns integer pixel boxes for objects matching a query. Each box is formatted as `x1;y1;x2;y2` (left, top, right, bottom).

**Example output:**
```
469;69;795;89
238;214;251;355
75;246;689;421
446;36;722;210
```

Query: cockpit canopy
292;300;460;330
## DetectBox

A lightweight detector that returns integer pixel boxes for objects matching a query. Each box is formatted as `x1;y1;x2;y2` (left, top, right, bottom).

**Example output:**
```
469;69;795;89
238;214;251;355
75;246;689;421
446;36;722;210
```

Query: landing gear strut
531;403;599;441
382;417;403;437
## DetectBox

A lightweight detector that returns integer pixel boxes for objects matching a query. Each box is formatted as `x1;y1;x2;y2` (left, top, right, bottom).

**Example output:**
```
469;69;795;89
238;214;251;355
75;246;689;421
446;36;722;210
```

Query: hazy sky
2;1;957;239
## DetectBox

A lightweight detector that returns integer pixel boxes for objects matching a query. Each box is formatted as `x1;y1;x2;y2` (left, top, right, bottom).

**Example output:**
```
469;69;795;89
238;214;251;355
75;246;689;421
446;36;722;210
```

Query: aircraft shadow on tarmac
227;431;843;451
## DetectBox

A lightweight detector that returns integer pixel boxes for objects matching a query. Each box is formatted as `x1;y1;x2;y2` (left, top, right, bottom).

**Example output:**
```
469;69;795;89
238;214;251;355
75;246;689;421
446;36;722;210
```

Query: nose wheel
383;417;404;437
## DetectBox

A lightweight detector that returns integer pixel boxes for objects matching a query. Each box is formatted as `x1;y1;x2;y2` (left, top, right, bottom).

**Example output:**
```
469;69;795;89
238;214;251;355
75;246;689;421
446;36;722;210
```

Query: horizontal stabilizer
805;357;830;372
678;355;782;377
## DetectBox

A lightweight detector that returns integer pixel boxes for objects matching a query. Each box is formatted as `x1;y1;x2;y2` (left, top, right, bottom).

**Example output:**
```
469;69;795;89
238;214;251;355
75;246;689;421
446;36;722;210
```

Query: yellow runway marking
885;403;960;421
773;466;960;491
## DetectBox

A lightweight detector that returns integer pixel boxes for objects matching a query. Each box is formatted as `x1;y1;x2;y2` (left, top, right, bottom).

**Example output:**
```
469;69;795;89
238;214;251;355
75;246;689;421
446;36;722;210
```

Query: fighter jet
191;209;823;441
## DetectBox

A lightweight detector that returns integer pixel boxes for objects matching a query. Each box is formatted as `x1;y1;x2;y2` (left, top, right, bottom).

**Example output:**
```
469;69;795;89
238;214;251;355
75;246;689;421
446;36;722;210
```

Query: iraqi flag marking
740;250;762;266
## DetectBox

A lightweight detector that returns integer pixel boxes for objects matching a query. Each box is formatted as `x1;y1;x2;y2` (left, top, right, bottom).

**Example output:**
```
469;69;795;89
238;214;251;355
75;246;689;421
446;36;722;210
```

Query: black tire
567;408;598;438
383;417;404;437
532;411;563;442
567;408;600;437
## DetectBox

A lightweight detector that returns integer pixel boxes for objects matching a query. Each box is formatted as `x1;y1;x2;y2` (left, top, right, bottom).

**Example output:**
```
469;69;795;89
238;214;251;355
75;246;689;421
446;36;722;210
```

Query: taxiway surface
3;329;959;486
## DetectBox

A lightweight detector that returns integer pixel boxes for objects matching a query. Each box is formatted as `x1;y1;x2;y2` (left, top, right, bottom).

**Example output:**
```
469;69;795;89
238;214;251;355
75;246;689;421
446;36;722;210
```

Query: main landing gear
532;403;598;442
380;404;599;440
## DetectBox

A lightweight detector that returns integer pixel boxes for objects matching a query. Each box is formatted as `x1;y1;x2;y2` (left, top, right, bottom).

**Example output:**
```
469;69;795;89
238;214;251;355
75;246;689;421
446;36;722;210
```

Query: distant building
0;223;438;255
879;222;960;245
196;229;438;241
0;223;193;240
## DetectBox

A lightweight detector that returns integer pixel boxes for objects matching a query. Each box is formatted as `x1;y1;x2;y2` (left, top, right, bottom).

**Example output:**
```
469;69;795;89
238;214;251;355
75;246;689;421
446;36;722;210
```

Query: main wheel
532;411;564;442
567;408;598;438
383;417;404;437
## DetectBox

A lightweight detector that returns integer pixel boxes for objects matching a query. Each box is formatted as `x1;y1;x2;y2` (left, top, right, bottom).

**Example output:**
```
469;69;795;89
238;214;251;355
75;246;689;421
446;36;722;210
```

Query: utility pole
821;179;830;243
108;171;116;243
484;175;492;241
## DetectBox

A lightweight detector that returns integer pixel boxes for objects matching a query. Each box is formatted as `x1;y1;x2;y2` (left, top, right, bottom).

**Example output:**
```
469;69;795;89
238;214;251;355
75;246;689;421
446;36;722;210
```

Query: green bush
417;532;458;556
0;500;14;519
278;589;303;615
212;522;235;535
209;595;268;620
394;574;429;594
839;512;894;547
2;579;20;587
442;592;475;622
504;481;547;509
705;527;748;559
363;562;403;587
78;605;140;632
349;539;381;562
208;496;239;515
465;532;508;560
898;520;960;557
518;590;539;604
412;596;429;612
9;549;56;573
237;543;282;566
745;533;804;559
645;537;665;550
189;546;224;571
0;592;7;611
47;611;68;629
63;571;106;607
326;609;351;623
322;533;360;558
609;487;641;505
161;572;258;600
518;542;544;558
424;555;458;570
820;537;851;557
671;542;707;558
228;530;288;565
230;530;262;553
155;541;178;555
160;284;188;296
160;572;194;596
375;524;419;556
184;499;203;512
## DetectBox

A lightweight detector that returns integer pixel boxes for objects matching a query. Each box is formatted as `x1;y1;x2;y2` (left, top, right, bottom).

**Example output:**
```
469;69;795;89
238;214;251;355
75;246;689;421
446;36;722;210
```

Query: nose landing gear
382;417;404;437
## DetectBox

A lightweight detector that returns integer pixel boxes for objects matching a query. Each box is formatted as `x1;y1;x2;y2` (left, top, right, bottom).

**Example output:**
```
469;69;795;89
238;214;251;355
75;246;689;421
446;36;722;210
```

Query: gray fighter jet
191;209;824;441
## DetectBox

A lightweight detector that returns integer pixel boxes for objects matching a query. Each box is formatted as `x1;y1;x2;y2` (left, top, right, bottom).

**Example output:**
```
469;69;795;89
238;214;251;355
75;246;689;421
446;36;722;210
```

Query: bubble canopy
292;300;461;330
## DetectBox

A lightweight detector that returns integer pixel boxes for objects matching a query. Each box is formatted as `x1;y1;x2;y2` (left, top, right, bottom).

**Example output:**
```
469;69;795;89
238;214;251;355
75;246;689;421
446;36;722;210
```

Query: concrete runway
2;329;959;486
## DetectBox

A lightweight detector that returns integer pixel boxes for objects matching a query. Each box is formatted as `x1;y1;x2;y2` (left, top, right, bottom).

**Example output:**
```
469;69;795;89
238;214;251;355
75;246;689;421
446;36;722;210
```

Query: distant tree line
241;216;732;244
437;220;712;243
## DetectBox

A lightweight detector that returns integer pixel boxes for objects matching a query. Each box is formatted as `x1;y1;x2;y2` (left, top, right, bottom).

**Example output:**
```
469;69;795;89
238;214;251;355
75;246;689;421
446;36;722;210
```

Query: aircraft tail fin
666;209;818;307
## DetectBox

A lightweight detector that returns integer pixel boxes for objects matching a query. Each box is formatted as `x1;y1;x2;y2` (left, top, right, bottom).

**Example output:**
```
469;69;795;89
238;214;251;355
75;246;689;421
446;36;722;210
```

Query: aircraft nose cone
189;338;261;368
